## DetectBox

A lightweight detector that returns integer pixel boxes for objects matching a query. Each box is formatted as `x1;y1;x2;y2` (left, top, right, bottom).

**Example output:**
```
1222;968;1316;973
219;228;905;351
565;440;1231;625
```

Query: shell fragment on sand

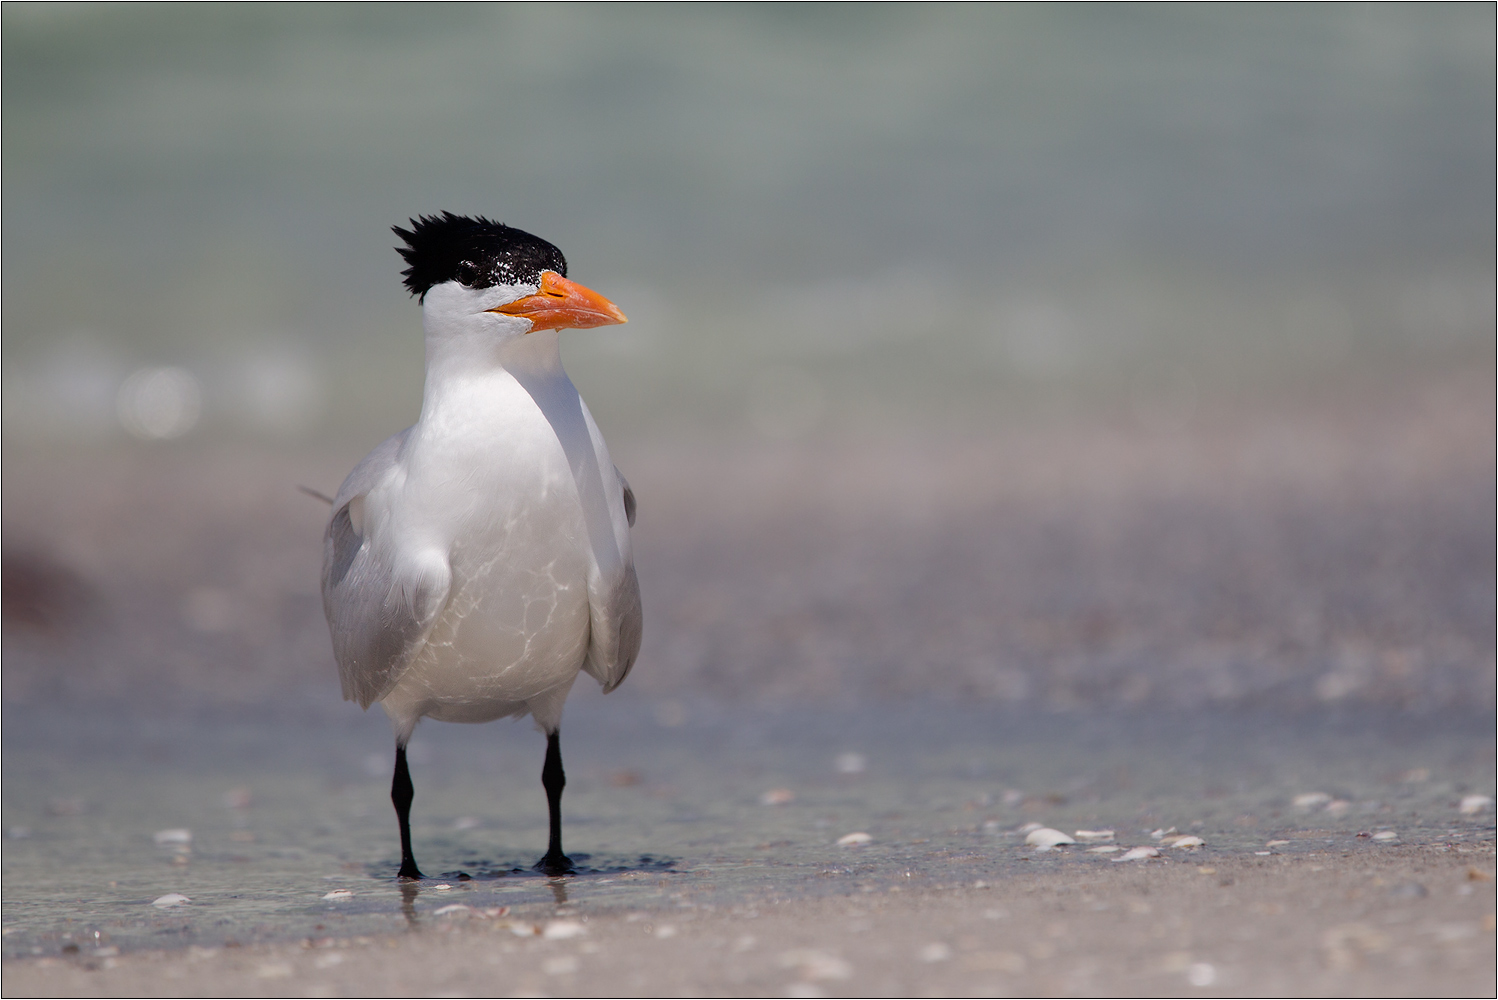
837;832;873;847
1075;829;1115;842
1112;846;1161;862
1160;834;1206;849
1024;828;1076;848
151;893;191;908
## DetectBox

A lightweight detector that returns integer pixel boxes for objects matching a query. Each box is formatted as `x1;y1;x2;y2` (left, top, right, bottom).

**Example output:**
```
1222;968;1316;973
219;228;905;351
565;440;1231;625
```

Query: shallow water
4;688;1492;959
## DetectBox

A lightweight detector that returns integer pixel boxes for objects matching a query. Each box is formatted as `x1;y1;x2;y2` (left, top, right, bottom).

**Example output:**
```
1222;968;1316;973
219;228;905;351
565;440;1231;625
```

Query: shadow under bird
320;213;641;878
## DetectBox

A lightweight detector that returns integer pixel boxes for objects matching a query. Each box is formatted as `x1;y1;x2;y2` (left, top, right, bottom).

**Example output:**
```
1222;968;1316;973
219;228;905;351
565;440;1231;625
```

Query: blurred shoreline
4;362;1492;716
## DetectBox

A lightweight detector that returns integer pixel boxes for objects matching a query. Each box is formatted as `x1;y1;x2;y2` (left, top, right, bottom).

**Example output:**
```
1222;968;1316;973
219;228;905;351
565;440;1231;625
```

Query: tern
321;213;641;878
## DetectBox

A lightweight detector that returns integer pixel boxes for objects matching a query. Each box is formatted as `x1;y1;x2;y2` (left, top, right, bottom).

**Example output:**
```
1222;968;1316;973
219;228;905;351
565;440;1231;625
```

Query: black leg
392;744;423;880
535;730;574;874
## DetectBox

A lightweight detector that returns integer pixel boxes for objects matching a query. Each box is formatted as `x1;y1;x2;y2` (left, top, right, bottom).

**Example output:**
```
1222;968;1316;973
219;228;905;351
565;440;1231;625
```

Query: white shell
837;832;873;847
1162;835;1205;849
1112;846;1161;862
1459;794;1493;815
321;889;353;901
543;919;586;940
151;893;191;908
153;829;192;846
1025;828;1076;848
1075;829;1115;842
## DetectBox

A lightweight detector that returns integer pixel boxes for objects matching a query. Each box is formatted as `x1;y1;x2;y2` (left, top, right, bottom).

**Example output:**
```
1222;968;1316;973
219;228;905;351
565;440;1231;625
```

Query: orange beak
489;271;627;332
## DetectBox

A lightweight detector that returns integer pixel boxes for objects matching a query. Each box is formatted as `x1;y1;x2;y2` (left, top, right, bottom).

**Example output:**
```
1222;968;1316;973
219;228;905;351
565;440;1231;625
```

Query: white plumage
320;215;638;877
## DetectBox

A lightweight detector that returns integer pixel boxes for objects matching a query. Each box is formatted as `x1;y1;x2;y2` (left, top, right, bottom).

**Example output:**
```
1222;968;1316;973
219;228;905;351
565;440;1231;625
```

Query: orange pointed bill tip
489;271;627;331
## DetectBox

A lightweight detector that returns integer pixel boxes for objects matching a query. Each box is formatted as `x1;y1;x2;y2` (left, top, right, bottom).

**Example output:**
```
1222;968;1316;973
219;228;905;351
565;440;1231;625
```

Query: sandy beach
5;850;1494;997
4;371;1494;997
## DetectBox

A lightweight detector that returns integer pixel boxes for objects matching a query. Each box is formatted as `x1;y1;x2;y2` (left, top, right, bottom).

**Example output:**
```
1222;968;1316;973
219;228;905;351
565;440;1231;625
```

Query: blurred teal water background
3;6;1492;445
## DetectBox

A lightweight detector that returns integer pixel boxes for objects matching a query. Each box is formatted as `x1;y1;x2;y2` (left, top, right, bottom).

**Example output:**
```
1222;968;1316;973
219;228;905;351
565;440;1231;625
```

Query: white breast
377;367;596;727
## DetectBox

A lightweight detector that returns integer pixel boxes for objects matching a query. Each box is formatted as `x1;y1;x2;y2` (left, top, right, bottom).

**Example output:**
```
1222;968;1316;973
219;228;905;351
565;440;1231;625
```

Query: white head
393;213;626;366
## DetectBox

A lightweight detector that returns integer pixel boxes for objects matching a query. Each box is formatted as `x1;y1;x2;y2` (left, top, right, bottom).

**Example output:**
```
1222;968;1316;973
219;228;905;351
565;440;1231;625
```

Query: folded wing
582;465;642;693
321;429;451;708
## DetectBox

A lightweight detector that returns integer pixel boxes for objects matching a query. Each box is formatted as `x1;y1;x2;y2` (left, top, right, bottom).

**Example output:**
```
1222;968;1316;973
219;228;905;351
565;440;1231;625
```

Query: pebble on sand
761;788;796;806
153;829;192;846
1075;829;1115;842
1113;846;1161;862
837;832;872;847
1372;831;1398;842
151;893;191;908
1293;792;1331;810
1149;827;1178;840
1265;840;1290;847
1459;794;1493;815
321;890;353;901
1087;845;1121;853
1025;828;1075;848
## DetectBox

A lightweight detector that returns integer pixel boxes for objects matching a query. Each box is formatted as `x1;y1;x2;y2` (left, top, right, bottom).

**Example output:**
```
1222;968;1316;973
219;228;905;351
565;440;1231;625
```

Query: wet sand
5;850;1495;998
2;697;1494;996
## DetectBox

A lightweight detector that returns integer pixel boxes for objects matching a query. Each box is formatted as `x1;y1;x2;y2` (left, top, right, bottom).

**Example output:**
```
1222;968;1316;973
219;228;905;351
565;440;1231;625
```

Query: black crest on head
393;213;568;300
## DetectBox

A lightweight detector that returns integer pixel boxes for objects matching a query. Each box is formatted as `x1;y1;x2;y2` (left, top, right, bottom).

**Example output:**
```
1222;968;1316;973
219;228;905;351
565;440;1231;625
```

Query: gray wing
321;429;449;708
583;466;642;693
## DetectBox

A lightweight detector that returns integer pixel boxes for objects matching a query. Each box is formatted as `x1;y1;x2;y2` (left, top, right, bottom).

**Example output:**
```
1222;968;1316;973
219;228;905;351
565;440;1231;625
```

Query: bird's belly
382;506;594;726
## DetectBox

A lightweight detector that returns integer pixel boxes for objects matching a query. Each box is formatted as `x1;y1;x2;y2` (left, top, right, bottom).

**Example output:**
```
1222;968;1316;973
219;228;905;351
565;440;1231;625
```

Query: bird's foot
397;862;425;881
534;851;575;876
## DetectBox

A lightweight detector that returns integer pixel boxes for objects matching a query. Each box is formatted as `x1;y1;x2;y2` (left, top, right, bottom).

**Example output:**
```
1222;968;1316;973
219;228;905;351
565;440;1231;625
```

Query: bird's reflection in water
400;880;421;927
548;878;569;906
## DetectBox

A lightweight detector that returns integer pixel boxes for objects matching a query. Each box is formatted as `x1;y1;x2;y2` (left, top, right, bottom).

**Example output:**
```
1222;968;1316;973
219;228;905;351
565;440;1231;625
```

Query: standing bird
321;213;641;878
